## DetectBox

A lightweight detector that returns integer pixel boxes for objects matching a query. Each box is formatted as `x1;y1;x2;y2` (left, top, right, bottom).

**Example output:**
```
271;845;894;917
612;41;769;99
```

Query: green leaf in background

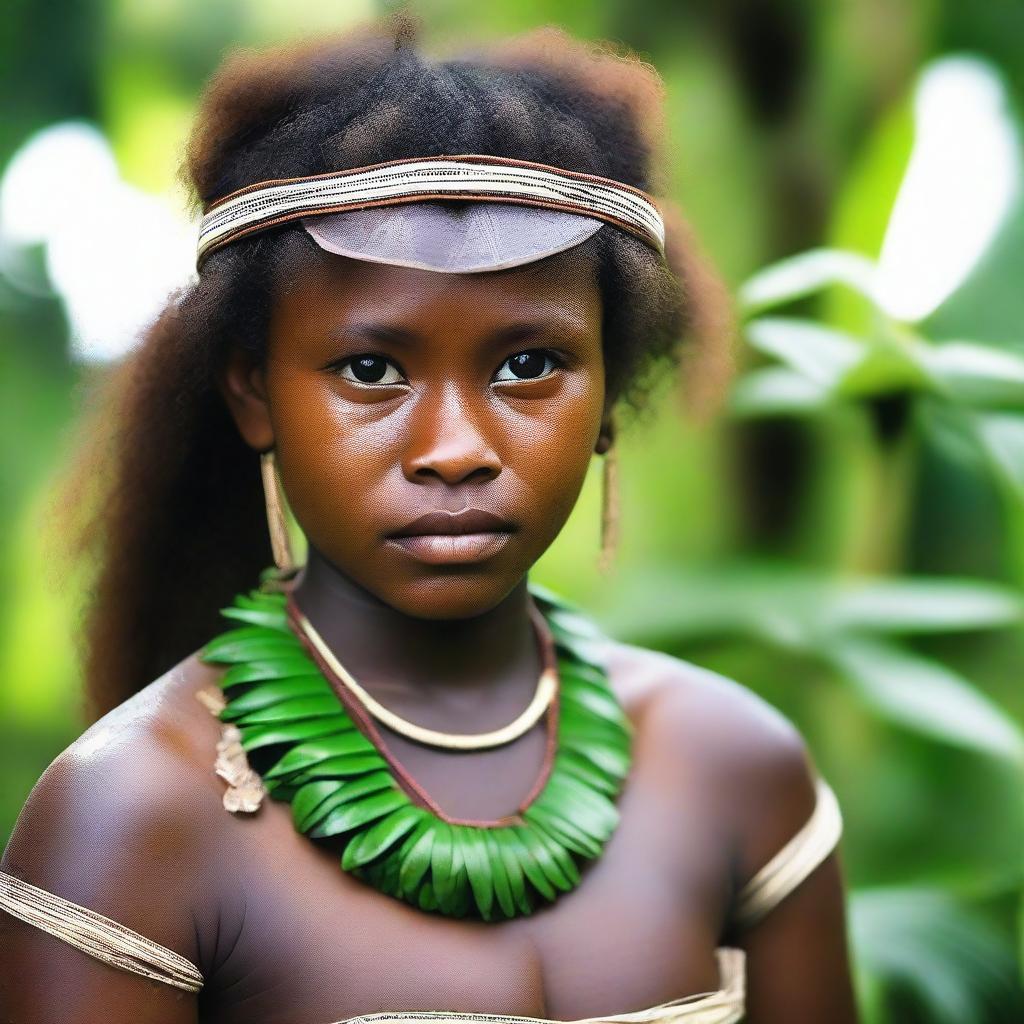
729;366;833;417
605;566;1023;650
834;337;932;397
745;317;864;389
743;316;941;402
826;93;915;336
602;565;826;650
851;887;1024;1024
971;413;1024;502
821;578;1024;634
922;343;1024;408
925;189;1024;348
738;248;883;315
827;637;1024;764
895;58;1024;340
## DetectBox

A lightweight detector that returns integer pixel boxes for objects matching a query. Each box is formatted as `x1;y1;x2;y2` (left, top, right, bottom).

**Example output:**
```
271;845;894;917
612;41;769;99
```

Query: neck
289;546;538;702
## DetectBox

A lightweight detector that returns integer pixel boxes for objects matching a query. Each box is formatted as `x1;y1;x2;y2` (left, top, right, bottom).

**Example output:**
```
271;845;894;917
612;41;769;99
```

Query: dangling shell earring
260;449;297;580
597;418;620;575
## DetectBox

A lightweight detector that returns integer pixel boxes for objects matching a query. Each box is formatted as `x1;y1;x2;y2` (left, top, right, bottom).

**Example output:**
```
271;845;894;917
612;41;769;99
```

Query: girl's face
223;248;607;619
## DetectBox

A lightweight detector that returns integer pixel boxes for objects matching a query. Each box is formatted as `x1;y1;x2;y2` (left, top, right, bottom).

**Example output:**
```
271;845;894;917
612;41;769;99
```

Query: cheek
510;377;600;483
497;370;605;536
266;373;390;530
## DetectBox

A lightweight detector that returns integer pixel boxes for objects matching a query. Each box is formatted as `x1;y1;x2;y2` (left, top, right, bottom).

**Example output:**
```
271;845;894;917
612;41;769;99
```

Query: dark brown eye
494;350;560;382
338;355;405;386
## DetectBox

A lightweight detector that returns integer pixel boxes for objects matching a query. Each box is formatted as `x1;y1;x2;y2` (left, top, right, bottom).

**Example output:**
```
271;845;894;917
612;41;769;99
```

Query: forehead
270;248;603;337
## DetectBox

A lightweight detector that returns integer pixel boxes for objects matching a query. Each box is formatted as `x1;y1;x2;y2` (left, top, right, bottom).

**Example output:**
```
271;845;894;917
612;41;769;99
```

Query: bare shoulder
603;638;822;879
1;652;227;963
4;652;226;858
604;636;811;767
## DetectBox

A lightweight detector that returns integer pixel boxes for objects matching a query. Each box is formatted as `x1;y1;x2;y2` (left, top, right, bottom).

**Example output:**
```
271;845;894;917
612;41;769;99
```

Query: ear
217;343;275;452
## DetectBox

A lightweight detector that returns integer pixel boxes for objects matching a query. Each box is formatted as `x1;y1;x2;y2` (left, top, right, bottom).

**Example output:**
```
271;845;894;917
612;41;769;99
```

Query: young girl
0;14;858;1023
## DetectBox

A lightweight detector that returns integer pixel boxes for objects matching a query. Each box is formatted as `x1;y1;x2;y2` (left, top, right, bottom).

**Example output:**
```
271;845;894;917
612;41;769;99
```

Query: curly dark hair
58;12;734;719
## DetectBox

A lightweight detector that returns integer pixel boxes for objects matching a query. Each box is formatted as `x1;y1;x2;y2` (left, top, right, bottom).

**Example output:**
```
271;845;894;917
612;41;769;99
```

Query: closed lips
389;509;515;537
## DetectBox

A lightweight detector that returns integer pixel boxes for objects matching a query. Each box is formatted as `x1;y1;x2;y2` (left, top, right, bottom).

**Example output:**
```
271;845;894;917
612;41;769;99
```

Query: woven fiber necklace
199;574;633;921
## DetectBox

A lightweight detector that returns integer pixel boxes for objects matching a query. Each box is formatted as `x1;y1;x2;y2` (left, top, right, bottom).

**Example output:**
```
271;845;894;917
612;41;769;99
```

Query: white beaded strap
732;775;843;930
0;869;204;993
197;154;666;267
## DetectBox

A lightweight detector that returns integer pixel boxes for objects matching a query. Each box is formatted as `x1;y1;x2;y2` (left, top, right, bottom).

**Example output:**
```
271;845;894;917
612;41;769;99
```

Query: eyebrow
331;315;589;349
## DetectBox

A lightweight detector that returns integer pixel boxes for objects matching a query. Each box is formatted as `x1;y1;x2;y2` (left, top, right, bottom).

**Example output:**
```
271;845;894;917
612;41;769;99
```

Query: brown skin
0;249;859;1023
249;250;611;622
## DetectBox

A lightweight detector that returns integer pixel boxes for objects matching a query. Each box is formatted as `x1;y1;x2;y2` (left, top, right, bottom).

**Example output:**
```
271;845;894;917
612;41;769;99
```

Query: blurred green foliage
2;1;1023;1020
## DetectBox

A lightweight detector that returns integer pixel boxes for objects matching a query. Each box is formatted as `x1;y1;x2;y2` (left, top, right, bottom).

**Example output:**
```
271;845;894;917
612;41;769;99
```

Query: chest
202;725;734;1024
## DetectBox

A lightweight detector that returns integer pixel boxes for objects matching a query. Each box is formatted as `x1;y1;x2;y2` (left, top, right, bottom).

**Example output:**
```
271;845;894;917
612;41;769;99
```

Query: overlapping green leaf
202;630;302;663
294;772;395;831
262;730;374;777
500;826;556;903
311;788;408;838
483;828;517;918
220;603;291;632
235;694;348;724
524;804;602;858
558;747;619;785
291;752;386;780
490;829;533;914
429;821;457;909
341;805;424;870
240;715;352;751
290;779;340;829
220;676;331;719
220;658;316;688
513;824;576;893
208;580;632;921
398;820;435;897
560;685;630;728
455;826;495;919
417;882;438;913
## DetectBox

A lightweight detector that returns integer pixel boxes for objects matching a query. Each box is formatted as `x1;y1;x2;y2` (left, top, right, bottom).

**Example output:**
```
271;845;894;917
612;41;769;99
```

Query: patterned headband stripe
196;155;665;267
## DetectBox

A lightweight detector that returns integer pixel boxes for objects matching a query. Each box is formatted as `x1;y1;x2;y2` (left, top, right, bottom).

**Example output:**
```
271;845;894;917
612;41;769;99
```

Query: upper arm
0;728;208;1022
614;646;859;1021
727;718;859;1023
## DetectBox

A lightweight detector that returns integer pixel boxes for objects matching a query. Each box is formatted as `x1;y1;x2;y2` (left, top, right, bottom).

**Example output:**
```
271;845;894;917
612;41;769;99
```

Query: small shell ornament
195;686;266;814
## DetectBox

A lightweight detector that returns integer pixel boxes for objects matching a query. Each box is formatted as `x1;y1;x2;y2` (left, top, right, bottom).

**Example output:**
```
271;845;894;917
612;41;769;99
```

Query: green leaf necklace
199;575;633;921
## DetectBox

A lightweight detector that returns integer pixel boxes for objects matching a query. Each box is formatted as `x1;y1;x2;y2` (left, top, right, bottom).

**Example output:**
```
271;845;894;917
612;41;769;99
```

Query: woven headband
196;153;665;269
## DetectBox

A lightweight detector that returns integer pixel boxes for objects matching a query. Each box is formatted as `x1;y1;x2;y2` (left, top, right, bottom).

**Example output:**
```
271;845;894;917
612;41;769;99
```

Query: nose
403;383;502;486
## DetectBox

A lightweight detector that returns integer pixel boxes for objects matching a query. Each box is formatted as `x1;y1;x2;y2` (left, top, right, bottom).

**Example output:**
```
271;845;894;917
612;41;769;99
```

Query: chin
374;573;525;621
